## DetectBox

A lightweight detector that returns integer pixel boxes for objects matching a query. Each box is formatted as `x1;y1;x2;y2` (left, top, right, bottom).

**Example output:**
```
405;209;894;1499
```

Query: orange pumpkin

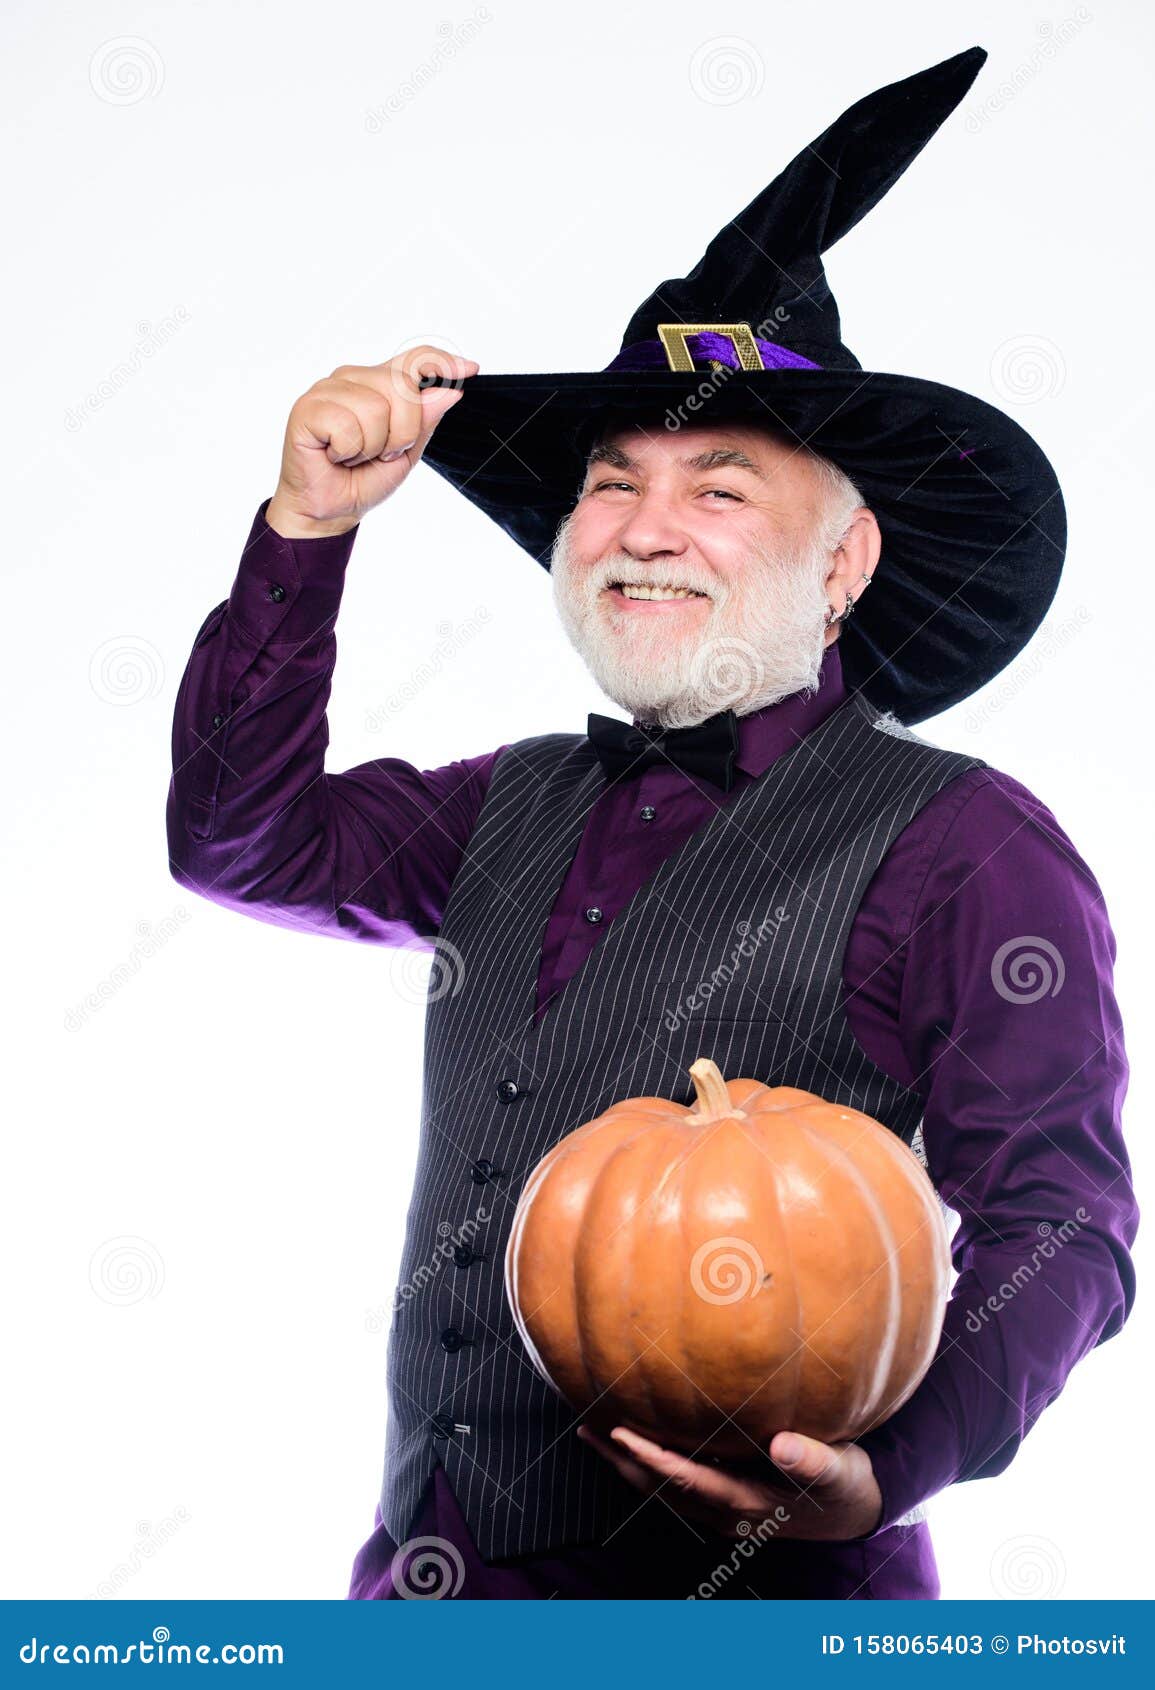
504;1057;949;1460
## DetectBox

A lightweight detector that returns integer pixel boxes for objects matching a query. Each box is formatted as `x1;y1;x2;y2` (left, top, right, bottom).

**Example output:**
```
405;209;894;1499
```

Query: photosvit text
819;1633;1127;1656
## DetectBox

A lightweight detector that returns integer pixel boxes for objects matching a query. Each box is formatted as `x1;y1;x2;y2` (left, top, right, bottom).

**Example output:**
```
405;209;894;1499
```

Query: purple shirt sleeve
167;498;502;946
854;769;1137;1532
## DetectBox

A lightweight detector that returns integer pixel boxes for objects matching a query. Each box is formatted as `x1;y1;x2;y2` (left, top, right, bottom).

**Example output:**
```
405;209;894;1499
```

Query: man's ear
828;508;881;600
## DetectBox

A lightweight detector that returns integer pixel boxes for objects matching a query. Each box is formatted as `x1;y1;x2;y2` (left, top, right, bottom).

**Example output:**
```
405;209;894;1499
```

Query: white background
3;0;1150;1601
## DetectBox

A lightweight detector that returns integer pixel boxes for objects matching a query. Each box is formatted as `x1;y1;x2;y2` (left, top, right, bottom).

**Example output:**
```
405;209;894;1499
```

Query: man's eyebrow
585;443;767;479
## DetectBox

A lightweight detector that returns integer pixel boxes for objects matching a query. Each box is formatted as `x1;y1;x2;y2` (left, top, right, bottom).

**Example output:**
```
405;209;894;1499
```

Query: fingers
608;1427;743;1505
769;1430;842;1490
329;347;479;461
295;348;478;470
576;1425;661;1495
578;1424;751;1512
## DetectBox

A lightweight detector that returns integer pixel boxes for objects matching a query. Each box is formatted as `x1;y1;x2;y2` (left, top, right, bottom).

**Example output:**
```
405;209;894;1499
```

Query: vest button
453;1244;476;1268
584;906;603;924
471;1158;499;1184
640;805;656;822
440;1326;471;1353
430;1412;456;1437
495;1079;521;1103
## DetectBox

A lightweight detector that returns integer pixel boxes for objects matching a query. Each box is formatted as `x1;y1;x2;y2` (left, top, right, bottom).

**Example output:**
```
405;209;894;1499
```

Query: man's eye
589;482;740;500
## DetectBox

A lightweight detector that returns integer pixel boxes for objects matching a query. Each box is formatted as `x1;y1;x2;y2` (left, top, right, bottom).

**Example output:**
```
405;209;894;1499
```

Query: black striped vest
378;688;986;1561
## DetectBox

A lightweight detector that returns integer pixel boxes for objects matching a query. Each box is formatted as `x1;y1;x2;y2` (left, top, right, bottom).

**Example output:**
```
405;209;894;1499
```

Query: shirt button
495;1079;521;1103
430;1412;456;1437
211;712;225;731
584;907;603;924
440;1326;471;1353
640;805;656;822
268;583;286;602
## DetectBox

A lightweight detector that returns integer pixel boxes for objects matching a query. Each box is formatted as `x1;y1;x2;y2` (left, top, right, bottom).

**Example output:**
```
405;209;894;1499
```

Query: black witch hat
418;45;1065;725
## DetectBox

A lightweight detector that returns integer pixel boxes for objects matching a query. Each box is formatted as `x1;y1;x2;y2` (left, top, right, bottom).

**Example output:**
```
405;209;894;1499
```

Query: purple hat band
604;333;822;374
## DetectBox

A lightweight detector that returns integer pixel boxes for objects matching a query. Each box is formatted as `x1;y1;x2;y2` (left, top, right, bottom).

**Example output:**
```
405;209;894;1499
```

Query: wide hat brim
420;365;1065;726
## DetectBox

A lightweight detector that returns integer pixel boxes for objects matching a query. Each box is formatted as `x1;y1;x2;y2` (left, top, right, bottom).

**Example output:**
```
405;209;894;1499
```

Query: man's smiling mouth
607;581;710;602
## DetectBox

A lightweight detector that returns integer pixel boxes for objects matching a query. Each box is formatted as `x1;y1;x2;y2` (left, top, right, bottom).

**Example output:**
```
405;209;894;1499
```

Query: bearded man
166;46;1136;1600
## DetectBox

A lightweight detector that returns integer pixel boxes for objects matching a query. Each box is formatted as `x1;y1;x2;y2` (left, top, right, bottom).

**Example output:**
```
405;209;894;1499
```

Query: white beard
549;517;835;729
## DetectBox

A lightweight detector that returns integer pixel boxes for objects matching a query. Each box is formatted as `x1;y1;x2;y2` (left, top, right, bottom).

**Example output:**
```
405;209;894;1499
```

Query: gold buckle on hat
656;322;765;374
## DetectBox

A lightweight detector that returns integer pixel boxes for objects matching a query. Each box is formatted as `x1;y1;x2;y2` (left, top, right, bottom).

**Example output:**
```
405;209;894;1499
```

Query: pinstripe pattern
379;689;986;1560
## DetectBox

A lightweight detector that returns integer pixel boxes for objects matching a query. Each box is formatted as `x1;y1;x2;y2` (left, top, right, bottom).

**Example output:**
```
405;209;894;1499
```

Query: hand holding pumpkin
574;1422;883;1542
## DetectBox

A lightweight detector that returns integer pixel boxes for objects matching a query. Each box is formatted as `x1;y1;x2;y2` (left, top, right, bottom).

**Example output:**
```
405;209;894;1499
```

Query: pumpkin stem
686;1057;744;1124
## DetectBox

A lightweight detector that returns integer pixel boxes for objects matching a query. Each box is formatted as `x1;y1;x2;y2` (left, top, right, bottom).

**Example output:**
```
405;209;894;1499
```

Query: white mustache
593;560;719;600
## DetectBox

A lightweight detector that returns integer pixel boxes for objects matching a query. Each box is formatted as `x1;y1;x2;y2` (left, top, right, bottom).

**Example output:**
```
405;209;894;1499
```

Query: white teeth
616;583;705;601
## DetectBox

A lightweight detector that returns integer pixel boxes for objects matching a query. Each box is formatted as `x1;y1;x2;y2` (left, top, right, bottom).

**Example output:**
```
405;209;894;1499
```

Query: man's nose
612;492;690;558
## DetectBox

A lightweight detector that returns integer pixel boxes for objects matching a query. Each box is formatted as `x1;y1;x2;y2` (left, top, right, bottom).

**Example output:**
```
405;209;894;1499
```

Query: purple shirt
168;499;1138;1599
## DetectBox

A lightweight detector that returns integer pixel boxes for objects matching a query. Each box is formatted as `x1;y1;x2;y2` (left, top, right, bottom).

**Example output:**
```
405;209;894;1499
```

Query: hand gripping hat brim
417;45;1065;726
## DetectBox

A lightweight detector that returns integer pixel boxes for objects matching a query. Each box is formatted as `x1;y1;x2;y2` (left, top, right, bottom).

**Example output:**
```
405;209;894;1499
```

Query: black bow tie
587;709;740;791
